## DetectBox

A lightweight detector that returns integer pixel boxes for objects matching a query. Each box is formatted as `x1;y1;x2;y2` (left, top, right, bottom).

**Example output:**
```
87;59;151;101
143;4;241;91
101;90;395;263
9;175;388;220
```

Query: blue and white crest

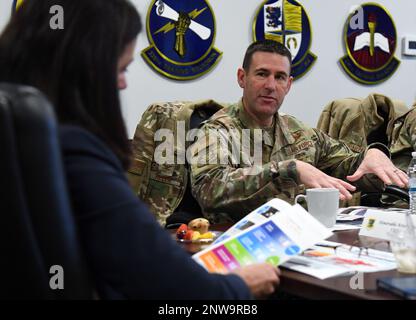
253;0;316;80
142;0;222;81
12;0;24;13
339;3;400;85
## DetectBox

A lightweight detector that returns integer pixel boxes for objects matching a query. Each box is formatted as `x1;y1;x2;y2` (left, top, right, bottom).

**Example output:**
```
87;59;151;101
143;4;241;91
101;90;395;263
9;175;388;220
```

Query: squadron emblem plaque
12;0;24;13
253;0;317;80
142;0;222;81
339;3;400;85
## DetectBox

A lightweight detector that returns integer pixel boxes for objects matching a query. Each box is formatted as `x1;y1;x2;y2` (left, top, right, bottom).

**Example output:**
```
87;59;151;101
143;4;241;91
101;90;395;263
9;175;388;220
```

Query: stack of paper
282;240;397;279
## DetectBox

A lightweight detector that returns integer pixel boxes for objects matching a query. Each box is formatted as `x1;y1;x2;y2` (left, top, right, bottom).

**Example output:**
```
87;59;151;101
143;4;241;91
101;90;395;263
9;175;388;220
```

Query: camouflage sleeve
189;125;301;223
127;107;157;198
407;109;416;150
391;108;416;172
127;103;176;226
314;129;385;192
313;129;362;176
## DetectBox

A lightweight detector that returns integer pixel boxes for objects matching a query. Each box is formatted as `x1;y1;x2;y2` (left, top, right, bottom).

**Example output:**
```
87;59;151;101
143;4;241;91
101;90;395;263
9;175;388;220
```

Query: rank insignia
253;0;317;80
142;0;222;81
339;3;400;85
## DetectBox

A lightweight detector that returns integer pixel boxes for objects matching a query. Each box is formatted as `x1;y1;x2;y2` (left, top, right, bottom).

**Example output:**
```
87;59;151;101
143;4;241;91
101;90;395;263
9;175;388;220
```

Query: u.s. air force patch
141;0;222;81
339;3;400;85
253;0;316;80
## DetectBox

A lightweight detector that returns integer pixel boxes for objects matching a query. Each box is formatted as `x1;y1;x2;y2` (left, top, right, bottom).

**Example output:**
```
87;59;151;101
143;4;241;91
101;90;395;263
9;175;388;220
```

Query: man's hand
232;263;281;299
174;12;191;56
347;148;408;187
295;160;356;200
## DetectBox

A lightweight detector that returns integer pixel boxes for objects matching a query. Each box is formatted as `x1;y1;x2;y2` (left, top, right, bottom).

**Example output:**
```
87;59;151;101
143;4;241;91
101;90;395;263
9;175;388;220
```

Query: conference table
174;225;411;300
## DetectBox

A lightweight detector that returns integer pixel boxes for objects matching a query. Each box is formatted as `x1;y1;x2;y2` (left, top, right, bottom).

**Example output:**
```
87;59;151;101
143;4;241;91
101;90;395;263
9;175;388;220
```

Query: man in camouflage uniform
189;40;408;223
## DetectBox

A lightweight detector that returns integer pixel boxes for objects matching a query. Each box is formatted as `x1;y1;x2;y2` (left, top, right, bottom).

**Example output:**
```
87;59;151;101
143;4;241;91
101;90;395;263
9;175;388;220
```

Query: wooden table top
171;224;411;300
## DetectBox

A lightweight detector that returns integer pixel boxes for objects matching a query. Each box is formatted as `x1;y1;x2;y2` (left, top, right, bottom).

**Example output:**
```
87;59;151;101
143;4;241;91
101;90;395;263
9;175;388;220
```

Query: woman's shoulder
59;125;123;170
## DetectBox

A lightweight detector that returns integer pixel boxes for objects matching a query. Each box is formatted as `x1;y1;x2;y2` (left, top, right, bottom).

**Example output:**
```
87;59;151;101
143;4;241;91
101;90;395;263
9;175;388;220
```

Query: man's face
237;51;292;126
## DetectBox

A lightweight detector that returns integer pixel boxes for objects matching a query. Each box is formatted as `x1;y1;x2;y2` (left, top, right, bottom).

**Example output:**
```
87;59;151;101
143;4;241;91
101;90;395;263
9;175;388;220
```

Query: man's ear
237;68;245;88
285;76;293;94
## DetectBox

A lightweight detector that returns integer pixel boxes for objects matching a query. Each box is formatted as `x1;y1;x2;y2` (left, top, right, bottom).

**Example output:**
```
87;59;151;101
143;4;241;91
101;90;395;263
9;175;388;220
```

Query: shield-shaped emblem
142;0;222;81
263;0;302;61
253;0;316;80
12;0;24;13
339;3;400;85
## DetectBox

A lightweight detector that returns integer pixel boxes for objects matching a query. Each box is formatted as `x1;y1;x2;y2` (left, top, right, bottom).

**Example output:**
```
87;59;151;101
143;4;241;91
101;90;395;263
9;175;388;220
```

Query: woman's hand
232;263;281;299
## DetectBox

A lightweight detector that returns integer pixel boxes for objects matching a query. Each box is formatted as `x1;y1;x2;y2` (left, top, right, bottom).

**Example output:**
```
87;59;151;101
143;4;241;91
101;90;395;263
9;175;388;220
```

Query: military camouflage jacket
317;93;410;171
189;100;379;223
390;106;416;171
127;100;225;226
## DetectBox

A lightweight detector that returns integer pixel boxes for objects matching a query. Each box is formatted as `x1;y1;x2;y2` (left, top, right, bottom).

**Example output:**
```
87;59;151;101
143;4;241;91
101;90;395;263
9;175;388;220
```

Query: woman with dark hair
0;0;280;299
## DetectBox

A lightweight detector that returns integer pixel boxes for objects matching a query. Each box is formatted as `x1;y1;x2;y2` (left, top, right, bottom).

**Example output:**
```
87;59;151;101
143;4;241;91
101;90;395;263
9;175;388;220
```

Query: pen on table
315;243;341;250
285;258;311;267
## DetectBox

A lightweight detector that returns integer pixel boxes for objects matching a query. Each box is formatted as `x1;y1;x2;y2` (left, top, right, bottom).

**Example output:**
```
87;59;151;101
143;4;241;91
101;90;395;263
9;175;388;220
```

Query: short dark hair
0;0;142;168
242;39;292;72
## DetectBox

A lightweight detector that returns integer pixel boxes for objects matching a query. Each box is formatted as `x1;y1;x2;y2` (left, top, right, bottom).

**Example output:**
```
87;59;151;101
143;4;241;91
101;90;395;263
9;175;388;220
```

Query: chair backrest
165;106;221;227
317;94;410;208
128;100;225;226
317;93;409;153
0;83;92;299
360;185;409;208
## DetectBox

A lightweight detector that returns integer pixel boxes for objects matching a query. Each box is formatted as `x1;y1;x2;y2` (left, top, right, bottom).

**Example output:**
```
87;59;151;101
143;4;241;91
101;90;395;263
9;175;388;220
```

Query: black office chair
0;83;92;299
361;184;409;208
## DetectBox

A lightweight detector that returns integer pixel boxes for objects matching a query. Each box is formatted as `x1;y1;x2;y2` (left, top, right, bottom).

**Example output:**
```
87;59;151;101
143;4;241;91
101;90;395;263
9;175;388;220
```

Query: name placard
359;209;416;240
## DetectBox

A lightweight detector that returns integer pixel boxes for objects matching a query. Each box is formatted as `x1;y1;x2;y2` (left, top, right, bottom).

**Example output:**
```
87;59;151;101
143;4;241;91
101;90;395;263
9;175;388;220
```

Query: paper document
360;209;416;240
337;206;369;221
282;240;397;279
192;199;332;273
330;223;362;232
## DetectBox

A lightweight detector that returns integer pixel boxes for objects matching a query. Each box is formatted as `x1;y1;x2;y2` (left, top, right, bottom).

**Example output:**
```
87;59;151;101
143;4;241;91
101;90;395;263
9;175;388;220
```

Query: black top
59;125;251;299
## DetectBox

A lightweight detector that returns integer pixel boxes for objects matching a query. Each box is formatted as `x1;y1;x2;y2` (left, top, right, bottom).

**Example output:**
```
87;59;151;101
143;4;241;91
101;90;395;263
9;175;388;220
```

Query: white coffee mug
295;188;339;228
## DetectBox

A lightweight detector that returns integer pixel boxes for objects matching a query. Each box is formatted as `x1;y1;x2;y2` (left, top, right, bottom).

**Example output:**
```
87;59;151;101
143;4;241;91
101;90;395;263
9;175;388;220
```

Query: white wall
1;0;416;138
0;2;11;34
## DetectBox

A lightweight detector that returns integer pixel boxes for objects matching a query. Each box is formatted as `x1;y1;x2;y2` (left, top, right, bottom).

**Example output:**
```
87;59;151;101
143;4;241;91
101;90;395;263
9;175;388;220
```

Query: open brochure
210;200;363;248
192;199;333;273
212;198;293;245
